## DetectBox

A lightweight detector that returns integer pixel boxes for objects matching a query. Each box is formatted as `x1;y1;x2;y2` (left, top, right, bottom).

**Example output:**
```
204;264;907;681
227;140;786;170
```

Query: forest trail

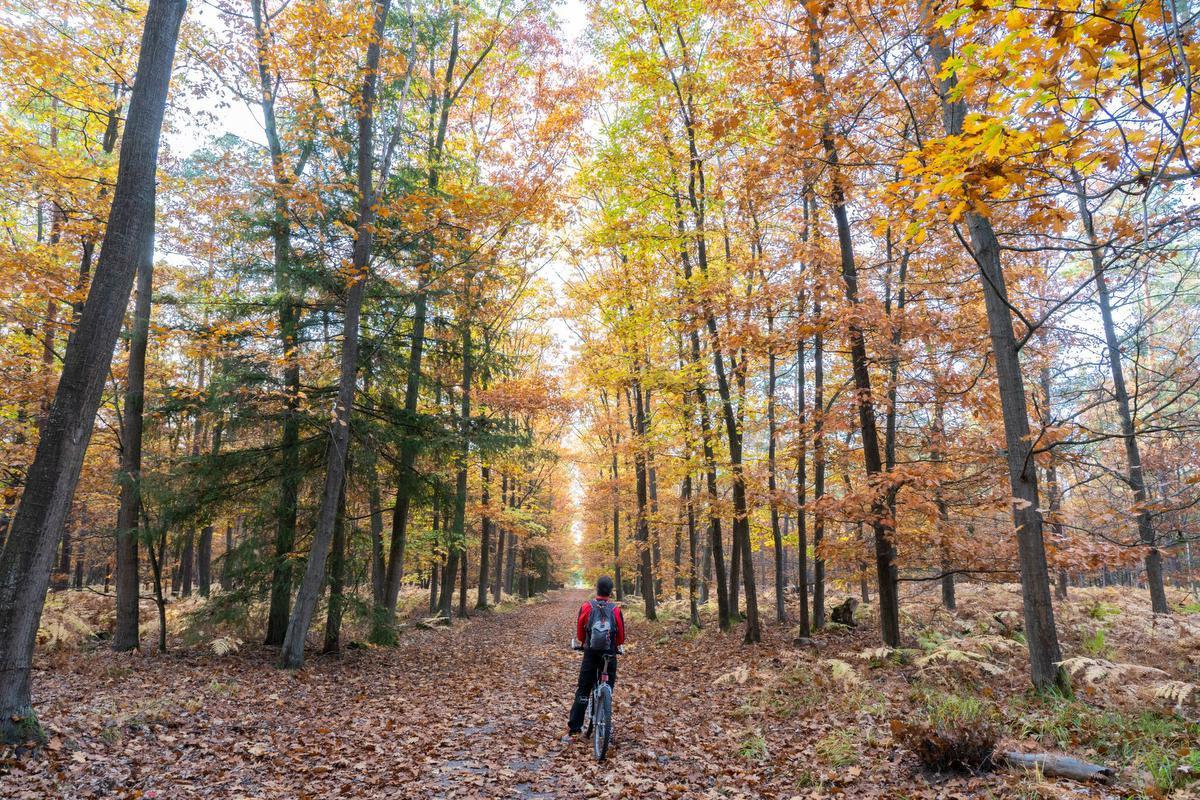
3;585;1189;798
1;590;776;799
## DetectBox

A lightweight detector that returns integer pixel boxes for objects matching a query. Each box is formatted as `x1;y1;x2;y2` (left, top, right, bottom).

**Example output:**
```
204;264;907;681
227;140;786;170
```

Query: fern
917;647;1005;676
912;635;1018;680
37;606;96;651
1057;656;1167;686
858;646;896;662
211;636;242;656
1152;680;1198;709
713;664;751;686
820;658;861;686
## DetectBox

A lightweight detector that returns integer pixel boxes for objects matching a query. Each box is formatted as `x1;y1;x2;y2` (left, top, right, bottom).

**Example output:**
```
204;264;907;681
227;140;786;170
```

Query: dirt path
0;590;764;799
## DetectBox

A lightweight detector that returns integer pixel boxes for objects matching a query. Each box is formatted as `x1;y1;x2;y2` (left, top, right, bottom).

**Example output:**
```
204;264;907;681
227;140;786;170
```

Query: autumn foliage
0;0;1198;795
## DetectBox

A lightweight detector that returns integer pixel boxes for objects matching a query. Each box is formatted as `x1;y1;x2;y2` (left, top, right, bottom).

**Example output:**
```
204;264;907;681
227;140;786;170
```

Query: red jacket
577;597;625;647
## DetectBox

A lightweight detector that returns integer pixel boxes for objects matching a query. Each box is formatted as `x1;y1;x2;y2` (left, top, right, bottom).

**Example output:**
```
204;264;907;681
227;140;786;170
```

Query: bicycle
572;644;621;760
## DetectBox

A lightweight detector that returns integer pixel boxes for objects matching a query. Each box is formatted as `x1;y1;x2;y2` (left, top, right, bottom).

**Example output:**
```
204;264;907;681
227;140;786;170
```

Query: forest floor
2;584;1199;799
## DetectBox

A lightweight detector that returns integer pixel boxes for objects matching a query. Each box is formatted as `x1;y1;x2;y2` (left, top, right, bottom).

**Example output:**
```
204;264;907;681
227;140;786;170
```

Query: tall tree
1071;170;1170;614
249;0;312;648
925;17;1066;691
806;6;900;647
279;0;393;669
0;0;186;742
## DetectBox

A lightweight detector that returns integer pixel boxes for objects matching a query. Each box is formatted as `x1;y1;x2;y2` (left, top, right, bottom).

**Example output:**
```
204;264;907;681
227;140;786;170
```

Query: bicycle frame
581;650;616;761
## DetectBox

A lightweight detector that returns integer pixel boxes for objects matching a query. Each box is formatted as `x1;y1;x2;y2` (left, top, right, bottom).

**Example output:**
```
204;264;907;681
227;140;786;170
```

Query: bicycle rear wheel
593;683;612;760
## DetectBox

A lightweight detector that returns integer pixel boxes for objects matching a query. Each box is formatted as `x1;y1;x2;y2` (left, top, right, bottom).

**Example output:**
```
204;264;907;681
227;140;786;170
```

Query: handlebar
571;642;625;655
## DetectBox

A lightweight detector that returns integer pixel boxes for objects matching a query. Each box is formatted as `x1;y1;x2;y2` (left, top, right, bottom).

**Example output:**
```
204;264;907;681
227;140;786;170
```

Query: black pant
568;649;617;733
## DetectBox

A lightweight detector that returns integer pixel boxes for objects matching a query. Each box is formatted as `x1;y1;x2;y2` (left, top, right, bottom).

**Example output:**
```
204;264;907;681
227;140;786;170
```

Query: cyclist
567;575;625;738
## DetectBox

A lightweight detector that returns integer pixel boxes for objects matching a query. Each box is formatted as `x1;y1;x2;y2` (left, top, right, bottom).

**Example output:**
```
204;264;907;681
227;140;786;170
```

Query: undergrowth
893;689;1000;773
1009;694;1200;794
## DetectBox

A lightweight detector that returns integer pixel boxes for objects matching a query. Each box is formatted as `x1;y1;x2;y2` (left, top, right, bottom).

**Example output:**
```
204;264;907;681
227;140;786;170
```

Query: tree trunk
279;0;390;669
632;381;657;620
367;433;386;608
767;309;785;624
220;521;234;590
1071;171;1169;614
378;287;425;640
808;11;899;647
796;287;811;637
197;525;212;598
429;560;440;615
667;112;729;632
683;473;701;627
169;546;181;596
504;526;517;595
179;530;194;598
0;0;184;743
72;541;84;590
1040;368;1069;602
322;473;349;655
379;16;465;640
599;391;623;600
933;398;956;610
440;312;473;621
477;464;491;609
197;416;221;601
730;508;741;616
673;503;683;600
113;203;155;651
649;459;662;599
181;355;207;603
927;27;1066;691
458;541;468;619
518;543;529;600
55;529;71;590
492;473;506;603
813;291;826;630
429;501;442;615
147;518;169;654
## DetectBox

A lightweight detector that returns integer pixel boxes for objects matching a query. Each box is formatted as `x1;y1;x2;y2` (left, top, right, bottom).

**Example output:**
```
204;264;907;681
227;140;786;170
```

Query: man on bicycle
567;575;626;737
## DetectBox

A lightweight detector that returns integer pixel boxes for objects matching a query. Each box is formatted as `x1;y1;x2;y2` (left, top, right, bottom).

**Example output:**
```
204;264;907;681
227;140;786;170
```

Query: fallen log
998;752;1115;784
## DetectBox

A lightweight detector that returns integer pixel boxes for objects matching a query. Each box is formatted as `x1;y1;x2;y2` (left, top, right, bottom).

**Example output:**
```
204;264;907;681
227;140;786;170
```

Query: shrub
892;692;1000;773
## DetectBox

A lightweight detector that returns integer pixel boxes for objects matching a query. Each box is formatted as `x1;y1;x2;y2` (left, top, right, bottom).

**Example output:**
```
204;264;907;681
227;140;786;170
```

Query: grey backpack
586;600;615;652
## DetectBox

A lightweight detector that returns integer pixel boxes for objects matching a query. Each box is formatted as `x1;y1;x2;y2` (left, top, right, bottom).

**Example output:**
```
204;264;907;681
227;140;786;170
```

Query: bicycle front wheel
593;683;612;761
